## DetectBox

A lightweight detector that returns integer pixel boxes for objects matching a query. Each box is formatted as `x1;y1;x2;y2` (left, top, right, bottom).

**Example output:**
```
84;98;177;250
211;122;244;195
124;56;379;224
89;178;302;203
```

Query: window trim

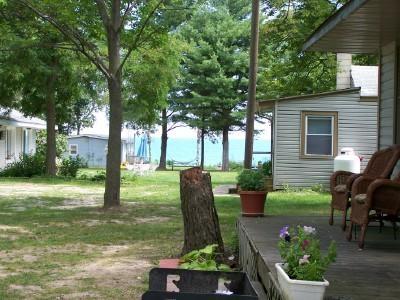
69;144;78;156
300;111;338;159
22;128;30;154
6;129;12;159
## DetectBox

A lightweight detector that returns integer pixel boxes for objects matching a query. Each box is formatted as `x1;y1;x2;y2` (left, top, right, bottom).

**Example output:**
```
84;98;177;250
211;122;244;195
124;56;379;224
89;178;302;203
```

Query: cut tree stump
180;167;224;255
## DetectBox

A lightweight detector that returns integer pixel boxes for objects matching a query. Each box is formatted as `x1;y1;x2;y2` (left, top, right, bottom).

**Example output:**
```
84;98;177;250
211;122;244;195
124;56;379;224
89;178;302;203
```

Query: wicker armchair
346;174;400;249
330;145;400;230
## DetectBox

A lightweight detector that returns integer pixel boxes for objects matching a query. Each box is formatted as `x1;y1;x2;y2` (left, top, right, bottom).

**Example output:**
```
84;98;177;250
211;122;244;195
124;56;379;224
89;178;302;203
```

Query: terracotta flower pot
239;191;267;217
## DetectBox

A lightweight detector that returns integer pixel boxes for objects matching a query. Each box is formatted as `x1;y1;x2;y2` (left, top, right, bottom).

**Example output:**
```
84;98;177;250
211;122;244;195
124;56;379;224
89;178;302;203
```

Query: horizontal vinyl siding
379;42;396;148
274;90;378;189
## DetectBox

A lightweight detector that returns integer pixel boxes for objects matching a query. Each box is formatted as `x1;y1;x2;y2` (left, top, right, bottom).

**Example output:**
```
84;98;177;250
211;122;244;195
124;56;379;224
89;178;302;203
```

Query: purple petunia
279;225;289;238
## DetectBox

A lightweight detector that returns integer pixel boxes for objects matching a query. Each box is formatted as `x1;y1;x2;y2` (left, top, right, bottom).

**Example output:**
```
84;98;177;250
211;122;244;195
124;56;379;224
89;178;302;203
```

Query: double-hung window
301;112;338;158
6;129;12;159
69;144;78;156
23;129;30;154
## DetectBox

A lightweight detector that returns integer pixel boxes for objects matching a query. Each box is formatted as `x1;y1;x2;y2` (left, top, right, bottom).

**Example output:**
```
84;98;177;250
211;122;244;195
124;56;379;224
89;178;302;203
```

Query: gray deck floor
238;216;400;300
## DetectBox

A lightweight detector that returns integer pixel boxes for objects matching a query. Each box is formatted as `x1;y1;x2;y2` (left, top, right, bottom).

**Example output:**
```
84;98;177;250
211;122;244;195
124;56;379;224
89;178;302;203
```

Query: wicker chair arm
367;179;400;197
330;171;355;191
366;179;400;211
352;175;376;196
346;173;363;190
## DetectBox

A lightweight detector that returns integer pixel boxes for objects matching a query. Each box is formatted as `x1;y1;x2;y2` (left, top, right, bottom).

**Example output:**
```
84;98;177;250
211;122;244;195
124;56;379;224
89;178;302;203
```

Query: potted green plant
237;169;267;217
276;225;337;300
259;161;273;192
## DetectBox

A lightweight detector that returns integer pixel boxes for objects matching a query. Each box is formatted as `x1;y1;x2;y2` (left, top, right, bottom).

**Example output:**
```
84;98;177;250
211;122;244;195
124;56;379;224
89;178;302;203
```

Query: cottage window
6;129;12;159
301;112;338;158
69;144;78;156
23;129;30;154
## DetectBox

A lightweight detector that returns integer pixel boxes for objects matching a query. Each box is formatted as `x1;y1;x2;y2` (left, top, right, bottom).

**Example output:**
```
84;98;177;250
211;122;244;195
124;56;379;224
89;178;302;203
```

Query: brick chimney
336;53;352;90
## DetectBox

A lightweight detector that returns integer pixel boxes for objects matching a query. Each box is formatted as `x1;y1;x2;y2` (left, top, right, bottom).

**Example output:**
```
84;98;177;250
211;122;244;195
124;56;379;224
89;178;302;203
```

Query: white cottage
0;110;46;169
302;0;400;150
258;58;379;189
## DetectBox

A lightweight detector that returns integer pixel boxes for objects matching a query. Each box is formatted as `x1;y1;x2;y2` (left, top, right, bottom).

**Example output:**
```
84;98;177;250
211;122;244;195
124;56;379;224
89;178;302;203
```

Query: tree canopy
258;0;348;99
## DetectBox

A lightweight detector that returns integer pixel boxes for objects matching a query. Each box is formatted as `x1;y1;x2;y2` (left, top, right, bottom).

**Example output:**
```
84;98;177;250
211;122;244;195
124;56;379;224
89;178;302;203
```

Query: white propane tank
334;148;361;173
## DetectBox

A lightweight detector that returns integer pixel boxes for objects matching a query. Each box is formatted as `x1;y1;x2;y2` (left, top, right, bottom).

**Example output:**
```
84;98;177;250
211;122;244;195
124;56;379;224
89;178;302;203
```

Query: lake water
142;136;271;166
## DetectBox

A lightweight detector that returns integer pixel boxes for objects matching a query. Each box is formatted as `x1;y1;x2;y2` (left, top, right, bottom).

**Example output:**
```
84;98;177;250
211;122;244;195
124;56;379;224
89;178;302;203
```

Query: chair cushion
334;184;347;193
390;159;400;180
354;193;367;204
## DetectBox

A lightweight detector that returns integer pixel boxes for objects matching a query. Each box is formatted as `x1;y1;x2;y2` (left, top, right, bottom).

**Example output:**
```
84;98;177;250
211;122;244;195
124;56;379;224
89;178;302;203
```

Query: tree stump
180;167;224;255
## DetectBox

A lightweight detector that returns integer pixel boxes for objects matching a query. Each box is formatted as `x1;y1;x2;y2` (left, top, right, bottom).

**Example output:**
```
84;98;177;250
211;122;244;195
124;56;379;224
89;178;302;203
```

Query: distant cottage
258;55;378;189
67;134;128;168
0;110;46;169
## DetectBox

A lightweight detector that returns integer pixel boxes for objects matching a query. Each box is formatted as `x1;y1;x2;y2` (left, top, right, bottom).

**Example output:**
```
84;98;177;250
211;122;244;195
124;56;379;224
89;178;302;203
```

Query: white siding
379;42;396;148
274;90;378;189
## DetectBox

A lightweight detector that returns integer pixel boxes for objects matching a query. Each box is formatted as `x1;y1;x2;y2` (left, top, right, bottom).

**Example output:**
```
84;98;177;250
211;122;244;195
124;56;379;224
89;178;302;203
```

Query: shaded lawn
0;171;330;299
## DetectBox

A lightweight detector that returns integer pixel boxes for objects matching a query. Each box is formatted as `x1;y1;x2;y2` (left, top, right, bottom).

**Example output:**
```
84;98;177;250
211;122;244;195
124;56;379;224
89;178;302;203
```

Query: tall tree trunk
104;3;122;208
221;126;229;171
180;167;224;255
147;131;151;163
45;80;57;176
200;127;205;170
244;0;260;169
157;109;168;170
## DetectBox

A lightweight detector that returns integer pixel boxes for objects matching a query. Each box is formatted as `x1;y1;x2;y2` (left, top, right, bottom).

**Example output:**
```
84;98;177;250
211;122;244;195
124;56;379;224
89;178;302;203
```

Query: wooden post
180;167;224;255
244;0;260;169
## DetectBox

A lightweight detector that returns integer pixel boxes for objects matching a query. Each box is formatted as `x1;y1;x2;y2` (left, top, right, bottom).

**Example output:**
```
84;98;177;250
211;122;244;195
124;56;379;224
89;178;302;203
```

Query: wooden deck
238;216;400;300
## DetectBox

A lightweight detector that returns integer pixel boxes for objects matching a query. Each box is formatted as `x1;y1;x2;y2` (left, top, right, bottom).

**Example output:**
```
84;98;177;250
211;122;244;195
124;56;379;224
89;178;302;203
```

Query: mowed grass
0;171;331;299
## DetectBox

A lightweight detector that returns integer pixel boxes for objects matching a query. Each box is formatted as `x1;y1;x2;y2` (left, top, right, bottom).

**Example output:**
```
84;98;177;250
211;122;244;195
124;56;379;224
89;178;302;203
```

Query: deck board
238;216;400;300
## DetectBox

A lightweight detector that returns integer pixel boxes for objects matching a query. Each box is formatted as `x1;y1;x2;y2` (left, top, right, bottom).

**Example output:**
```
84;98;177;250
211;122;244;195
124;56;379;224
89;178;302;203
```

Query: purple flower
279;226;289;238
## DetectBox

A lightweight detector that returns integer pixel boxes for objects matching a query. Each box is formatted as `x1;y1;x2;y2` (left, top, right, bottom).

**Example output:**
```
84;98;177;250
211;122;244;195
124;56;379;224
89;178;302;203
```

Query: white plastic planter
275;263;329;300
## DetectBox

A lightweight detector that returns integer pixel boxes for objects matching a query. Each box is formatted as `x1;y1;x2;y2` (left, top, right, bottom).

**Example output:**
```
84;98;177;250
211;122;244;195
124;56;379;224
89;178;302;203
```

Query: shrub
237;169;265;191
0;153;46;177
36;130;67;158
229;161;244;171
58;156;88;177
91;171;106;181
121;173;138;182
311;183;325;193
278;225;336;281
259;160;272;177
81;171;107;181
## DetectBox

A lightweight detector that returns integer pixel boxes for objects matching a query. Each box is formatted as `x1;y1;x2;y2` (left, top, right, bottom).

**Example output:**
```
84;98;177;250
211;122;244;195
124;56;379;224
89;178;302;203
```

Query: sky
80;110;272;140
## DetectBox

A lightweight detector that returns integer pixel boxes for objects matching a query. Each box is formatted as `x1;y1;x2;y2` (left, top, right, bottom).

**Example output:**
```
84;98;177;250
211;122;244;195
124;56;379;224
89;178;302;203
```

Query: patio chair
329;145;400;230
346;165;400;249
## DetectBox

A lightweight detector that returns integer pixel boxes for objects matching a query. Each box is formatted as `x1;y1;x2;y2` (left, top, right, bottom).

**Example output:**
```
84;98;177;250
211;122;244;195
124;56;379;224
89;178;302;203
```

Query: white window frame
69;144;78;156
301;111;338;159
6;129;12;159
22;129;30;154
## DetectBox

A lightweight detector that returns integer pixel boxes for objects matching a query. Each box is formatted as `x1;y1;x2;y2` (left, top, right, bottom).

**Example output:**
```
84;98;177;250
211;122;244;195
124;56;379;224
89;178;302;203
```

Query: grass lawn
0;171;331;299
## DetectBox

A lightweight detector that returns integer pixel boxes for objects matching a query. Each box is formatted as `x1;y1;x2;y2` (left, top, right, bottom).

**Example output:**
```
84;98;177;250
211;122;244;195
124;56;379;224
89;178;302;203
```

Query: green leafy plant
229;161;244;171
58;156;87;177
310;183;325;193
121;173;138;183
237;169;265;191
36;130;67;159
180;244;230;271
259;161;272;177
278;225;336;281
0;153;45;177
